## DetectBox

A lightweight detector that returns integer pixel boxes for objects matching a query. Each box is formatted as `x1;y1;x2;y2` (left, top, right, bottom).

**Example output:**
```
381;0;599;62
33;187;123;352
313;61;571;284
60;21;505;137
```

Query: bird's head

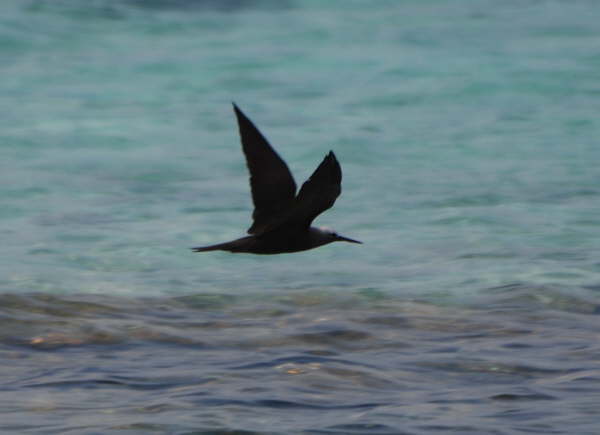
317;227;362;245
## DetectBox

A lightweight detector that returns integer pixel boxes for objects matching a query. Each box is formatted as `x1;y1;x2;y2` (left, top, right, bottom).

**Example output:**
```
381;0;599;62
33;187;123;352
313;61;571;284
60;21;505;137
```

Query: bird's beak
336;234;362;244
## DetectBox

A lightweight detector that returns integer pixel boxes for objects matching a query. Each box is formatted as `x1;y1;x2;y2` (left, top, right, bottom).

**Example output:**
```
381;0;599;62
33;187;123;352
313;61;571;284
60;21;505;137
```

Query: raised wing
287;151;342;228
233;104;297;234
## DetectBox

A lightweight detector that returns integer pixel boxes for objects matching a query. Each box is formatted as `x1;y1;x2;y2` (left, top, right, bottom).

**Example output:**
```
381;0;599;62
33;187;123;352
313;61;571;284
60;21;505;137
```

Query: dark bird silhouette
192;103;361;254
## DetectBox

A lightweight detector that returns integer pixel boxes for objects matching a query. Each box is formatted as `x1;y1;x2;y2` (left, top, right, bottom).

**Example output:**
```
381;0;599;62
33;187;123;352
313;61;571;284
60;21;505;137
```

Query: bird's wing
232;103;297;234
286;151;342;228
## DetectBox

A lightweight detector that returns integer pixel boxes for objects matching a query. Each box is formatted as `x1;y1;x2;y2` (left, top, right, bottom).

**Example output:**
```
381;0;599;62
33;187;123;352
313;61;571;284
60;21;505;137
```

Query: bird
191;103;361;254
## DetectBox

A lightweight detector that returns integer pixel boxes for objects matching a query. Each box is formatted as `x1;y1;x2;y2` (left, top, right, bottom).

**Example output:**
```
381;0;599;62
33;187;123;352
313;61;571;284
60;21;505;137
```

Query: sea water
1;1;600;433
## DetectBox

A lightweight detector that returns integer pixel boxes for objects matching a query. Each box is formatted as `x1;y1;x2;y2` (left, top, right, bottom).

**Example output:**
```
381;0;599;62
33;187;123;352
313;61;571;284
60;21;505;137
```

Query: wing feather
232;103;297;234
288;151;342;228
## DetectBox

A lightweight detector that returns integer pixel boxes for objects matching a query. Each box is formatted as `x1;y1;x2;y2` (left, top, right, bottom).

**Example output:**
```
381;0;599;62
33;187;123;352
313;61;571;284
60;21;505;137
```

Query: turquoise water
2;1;600;433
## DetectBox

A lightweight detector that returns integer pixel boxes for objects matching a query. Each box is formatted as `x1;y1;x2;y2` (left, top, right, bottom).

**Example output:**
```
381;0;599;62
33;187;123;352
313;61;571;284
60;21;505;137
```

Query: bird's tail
191;236;253;253
191;242;233;253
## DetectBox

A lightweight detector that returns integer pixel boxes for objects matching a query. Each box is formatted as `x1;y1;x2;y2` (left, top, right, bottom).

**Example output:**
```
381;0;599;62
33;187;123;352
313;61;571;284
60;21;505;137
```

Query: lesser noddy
192;104;361;254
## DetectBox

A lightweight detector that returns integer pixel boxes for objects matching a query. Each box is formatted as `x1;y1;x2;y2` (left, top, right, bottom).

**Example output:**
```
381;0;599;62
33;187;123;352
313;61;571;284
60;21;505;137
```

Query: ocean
1;0;600;433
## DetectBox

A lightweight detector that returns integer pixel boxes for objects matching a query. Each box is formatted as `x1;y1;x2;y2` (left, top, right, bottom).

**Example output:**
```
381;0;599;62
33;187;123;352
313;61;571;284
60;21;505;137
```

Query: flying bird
192;104;361;254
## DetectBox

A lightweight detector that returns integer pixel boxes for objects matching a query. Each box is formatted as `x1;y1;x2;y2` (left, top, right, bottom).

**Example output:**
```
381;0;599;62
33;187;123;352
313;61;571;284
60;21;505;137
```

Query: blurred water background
2;0;600;433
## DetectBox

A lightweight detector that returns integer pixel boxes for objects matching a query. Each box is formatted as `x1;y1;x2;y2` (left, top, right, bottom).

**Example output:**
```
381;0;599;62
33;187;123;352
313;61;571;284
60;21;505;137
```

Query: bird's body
192;104;361;255
193;227;346;254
